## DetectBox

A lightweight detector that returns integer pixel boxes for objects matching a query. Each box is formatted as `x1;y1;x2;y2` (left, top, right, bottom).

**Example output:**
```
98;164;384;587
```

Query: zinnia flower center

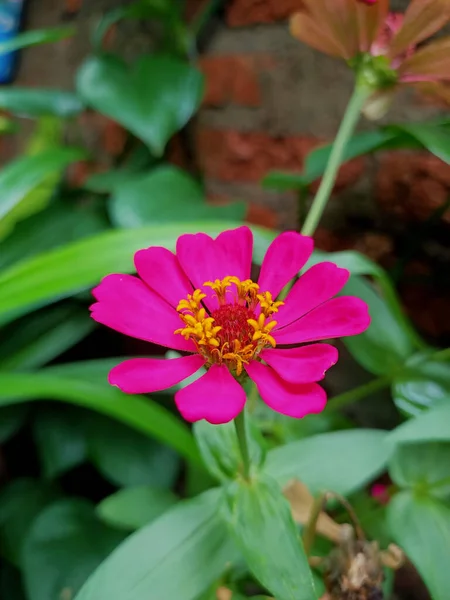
175;276;284;376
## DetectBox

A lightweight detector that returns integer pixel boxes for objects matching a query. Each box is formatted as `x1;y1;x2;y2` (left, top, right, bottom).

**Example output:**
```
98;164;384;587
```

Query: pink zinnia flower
291;0;450;114
90;227;370;424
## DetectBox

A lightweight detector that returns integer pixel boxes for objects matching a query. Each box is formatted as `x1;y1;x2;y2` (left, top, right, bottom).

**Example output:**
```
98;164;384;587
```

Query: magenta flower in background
90;227;370;424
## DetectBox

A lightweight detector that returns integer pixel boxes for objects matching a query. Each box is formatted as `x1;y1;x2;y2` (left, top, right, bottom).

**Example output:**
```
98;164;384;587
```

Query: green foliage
75;490;237;600
224;476;316;600
0;26;75;55
0;88;84;118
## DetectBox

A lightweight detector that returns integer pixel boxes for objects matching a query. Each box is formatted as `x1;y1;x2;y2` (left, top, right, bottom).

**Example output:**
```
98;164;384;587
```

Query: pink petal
246;361;327;418
215;226;253;281
290;12;346;58
275;262;350;328
274;296;370;345
356;0;388;52
108;355;205;394
389;0;450;58
91;274;195;352
260;343;338;384
257;232;313;299
134;247;193;309
399;37;450;82
174;364;246;424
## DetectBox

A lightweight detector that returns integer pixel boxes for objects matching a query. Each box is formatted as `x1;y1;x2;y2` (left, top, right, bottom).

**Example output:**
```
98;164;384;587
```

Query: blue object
0;0;26;84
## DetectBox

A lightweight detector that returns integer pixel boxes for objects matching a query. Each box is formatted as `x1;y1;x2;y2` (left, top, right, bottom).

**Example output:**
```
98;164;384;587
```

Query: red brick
227;0;304;27
195;129;365;190
376;152;450;224
102;119;127;157
199;56;274;107
208;192;278;229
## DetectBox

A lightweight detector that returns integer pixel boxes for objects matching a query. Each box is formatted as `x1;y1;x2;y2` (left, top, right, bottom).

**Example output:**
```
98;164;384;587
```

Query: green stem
234;410;251;480
301;85;370;237
190;0;225;39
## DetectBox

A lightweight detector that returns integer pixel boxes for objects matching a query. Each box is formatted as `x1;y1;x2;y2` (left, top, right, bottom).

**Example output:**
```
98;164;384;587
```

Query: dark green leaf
33;408;87;479
0;404;29;443
387;402;450;446
194;417;265;483
393;123;450;164
224;476;316;600
0;88;84;118
392;352;450;416
0;27;75;55
265;429;391;496
22;499;125;600
109;165;245;227
87;415;180;488
0;479;60;565
389;442;450;500
0;147;87;223
0;221;259;325
0;306;95;371
96;486;178;531
75;489;236;600
0;563;26;600
342;276;415;375
77;54;204;156
388;491;450;600
0;367;202;467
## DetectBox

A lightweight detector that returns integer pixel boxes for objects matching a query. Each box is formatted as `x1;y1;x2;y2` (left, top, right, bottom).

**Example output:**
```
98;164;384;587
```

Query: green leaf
389;442;450;500
392;352;450;416
0;366;202;467
194;418;265;483
77;54;204;156
87;415;180;488
0;26;75;55
75;489;236;600
0;88;84;118
306;249;383;277
109;165;245;227
0;479;60;565
265;429;391;496
96;486;178;531
0;563;26;600
342;276;414;375
0;306;95;371
0;404;29;443
0;147;86;224
393;123;450;164
224;476;316;600
33;408;88;479
387;402;450;446
388;491;450;600
22;499;125;600
0;221;259;325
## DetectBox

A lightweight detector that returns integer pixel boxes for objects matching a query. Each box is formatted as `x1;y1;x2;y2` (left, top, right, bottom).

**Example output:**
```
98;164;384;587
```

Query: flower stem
301;84;370;237
234;410;251;480
326;375;392;412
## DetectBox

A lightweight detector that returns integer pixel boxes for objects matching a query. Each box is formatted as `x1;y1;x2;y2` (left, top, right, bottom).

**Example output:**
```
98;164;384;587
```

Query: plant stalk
301;84;370;237
234;410;251;480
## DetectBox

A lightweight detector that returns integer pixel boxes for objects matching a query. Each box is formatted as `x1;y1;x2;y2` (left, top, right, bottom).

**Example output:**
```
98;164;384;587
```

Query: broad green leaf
388;491;450;600
87;415;180;488
393;123;450;164
0;479;60;565
387;402;450;446
33;408;88;479
194;416;265;483
96;486;178;531
0;203;107;271
389;442;450;500
0;147;86;224
0;404;29;443
77;54;204;156
75;489;236;600
224;476;316;600
109;165;245;227
0;26;75;55
266;429;391;496
0;306;95;371
0;221;258;325
22;499;125;600
0;88;83;118
342;276;414;375
392;352;450;416
0;368;202;467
